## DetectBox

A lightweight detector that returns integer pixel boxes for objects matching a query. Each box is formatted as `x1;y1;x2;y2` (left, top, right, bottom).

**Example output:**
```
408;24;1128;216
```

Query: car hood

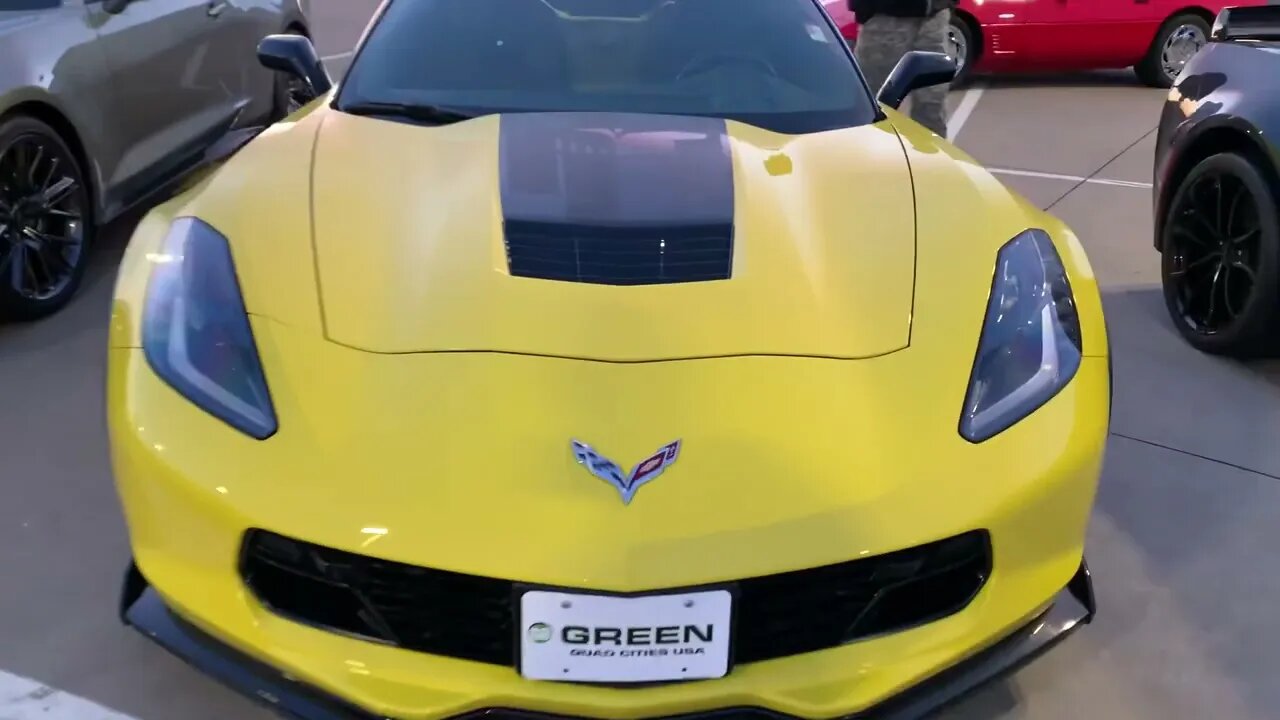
304;110;917;361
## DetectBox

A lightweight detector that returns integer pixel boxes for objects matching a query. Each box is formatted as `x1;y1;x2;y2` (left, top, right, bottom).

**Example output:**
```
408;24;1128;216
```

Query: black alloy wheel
1160;152;1280;357
0;116;92;321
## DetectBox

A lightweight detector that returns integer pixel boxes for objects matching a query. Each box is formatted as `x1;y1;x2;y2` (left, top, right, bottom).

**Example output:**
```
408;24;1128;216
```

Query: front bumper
121;560;1094;720
109;344;1108;719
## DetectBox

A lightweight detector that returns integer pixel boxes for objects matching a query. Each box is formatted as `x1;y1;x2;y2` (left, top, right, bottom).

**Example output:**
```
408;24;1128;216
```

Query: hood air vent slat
504;220;733;286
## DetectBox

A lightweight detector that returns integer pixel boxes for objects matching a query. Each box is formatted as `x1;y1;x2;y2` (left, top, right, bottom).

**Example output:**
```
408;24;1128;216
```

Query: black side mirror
1211;5;1280;42
257;34;333;102
103;0;132;13
876;51;957;110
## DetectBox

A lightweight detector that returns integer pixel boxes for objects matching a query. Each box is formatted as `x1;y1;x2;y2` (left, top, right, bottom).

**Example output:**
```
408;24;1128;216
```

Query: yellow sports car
109;1;1110;718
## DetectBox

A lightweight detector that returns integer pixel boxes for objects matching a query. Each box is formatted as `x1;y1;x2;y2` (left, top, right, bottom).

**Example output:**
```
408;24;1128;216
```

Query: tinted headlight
959;229;1082;442
142;218;277;439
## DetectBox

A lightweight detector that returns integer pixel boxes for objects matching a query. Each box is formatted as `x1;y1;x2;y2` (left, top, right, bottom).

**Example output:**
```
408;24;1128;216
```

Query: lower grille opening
240;530;513;664
240;530;990;669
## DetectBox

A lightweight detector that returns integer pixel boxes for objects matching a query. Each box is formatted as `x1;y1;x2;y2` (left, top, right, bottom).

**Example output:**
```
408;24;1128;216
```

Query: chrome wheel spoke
1206;264;1224;323
42;157;60;190
26;144;45;187
1222;262;1240;319
43;208;80;221
39;176;76;209
21;226;65;245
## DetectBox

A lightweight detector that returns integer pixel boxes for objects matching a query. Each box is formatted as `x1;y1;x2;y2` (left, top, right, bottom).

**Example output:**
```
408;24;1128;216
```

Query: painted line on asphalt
988;167;1154;189
947;82;985;141
0;670;139;720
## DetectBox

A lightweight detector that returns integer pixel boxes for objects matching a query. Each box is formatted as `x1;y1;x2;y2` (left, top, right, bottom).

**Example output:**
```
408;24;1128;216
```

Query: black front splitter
120;564;382;720
120;559;1095;720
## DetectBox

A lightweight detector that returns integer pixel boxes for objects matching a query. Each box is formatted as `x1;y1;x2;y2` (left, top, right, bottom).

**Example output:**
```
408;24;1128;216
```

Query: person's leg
853;16;917;100
907;8;951;137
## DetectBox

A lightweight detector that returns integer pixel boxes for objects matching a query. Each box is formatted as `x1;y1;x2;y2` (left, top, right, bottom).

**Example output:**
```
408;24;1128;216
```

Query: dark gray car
0;0;310;319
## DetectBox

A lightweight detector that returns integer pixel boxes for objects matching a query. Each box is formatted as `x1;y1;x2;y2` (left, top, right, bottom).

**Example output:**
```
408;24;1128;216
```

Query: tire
1136;13;1210;88
0;115;93;321
1159;152;1280;357
270;25;312;122
948;15;976;86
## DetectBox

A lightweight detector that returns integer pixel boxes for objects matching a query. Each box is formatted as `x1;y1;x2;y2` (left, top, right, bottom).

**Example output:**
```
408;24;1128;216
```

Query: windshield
337;0;878;134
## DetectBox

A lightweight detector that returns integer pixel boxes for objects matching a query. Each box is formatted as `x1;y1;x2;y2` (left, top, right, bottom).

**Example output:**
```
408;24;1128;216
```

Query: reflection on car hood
306;109;918;361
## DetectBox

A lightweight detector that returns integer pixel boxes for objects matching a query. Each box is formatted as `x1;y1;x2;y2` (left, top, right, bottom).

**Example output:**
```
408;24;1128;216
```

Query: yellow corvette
109;1;1110;718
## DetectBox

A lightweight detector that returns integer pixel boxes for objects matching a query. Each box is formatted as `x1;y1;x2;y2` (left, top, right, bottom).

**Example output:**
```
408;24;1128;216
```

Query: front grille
241;531;513;664
503;220;733;285
241;530;990;670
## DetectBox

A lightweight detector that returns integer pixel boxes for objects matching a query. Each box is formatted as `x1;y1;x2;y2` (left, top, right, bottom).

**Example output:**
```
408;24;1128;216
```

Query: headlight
959;229;1082;443
142;218;277;439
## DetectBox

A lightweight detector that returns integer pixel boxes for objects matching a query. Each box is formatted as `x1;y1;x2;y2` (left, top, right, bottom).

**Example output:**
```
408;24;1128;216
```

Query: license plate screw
684;599;694;608
561;600;572;609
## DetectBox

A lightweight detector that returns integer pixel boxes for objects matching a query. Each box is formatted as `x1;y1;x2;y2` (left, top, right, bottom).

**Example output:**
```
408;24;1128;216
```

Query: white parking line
0;670;139;720
987;167;1154;189
947;83;985;141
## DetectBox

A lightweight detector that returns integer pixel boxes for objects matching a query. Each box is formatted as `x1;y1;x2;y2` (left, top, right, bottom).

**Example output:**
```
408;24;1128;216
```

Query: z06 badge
571;439;681;505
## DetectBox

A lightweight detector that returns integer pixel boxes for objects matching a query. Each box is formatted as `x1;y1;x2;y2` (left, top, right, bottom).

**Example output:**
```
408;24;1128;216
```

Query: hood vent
504;219;733;286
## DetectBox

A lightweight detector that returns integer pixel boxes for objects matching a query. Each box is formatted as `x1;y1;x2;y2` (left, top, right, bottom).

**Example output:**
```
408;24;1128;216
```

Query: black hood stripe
498;112;735;227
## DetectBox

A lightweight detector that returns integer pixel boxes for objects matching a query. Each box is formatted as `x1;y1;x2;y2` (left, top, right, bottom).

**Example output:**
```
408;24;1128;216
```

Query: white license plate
519;588;733;683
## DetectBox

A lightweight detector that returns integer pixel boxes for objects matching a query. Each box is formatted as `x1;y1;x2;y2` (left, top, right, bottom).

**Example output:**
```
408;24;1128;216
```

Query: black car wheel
1136;13;1210;88
0;116;92;321
1160;152;1280;357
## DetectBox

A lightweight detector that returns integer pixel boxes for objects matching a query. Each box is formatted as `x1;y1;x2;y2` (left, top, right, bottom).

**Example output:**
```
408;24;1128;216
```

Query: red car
825;0;1271;87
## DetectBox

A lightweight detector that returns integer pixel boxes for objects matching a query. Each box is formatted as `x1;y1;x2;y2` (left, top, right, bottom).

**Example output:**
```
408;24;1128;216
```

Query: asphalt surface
3;3;1280;719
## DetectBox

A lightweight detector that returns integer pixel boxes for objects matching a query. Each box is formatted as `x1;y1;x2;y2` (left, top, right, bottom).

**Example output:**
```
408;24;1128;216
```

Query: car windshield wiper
339;101;477;125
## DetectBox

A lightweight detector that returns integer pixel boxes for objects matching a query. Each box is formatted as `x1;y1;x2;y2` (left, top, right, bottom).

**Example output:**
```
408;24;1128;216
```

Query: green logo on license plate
528;622;553;643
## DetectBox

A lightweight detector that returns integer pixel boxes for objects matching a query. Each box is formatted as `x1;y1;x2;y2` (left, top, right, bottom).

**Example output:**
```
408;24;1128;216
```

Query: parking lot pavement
3;5;1280;719
956;71;1167;179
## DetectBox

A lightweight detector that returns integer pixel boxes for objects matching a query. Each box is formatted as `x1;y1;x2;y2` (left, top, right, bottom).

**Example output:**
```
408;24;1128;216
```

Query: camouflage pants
854;9;951;137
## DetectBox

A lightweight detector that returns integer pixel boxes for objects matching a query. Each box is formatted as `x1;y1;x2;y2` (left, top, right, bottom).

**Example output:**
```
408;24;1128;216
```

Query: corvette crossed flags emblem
571;439;682;505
